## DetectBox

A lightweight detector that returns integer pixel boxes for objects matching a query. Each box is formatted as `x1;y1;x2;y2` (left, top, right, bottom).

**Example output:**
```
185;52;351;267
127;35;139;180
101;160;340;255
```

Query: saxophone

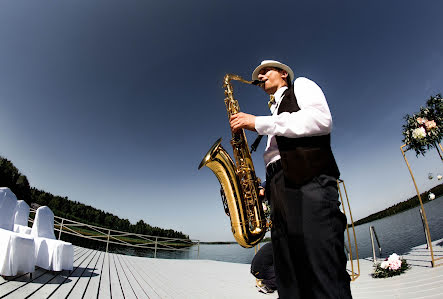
199;74;267;248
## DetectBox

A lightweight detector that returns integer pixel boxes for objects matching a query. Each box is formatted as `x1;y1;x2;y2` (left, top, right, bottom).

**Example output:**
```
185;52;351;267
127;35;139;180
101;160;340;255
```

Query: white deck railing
29;209;200;258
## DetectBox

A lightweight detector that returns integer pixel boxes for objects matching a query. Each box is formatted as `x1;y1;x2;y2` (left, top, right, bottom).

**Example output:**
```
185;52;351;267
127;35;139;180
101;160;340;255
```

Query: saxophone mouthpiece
252;80;265;87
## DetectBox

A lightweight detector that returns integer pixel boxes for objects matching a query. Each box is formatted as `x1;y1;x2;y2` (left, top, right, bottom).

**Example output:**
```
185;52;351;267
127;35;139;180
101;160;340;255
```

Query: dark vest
276;87;340;186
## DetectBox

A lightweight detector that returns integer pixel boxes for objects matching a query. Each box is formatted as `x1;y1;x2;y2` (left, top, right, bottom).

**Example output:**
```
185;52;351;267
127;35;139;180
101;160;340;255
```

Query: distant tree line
0;157;32;206
0;155;189;240
354;183;443;226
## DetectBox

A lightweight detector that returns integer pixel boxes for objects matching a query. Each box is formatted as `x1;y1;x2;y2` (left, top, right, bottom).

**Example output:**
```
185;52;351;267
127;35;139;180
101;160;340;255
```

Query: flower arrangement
372;253;410;278
402;94;443;157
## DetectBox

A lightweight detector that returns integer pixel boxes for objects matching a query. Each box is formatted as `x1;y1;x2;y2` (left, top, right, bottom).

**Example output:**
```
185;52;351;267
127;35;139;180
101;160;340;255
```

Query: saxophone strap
250;134;263;152
252;95;275;153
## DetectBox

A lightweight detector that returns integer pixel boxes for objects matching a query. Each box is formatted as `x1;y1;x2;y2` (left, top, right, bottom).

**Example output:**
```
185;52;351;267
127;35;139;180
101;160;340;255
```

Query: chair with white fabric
13;200;32;235
0;187;35;277
31;206;73;272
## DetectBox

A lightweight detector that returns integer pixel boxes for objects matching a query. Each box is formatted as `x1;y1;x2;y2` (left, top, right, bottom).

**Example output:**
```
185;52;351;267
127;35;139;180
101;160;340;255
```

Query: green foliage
0;157;32;204
372;259;409;278
0;155;190;240
402;94;443;156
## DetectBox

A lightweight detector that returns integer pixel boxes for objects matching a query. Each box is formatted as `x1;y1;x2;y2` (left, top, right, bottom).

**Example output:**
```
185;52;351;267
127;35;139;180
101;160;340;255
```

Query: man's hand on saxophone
259;187;265;198
229;112;257;133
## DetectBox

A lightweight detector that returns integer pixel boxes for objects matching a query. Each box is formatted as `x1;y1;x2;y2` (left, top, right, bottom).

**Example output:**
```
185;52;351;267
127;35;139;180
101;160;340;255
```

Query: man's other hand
259;187;265;197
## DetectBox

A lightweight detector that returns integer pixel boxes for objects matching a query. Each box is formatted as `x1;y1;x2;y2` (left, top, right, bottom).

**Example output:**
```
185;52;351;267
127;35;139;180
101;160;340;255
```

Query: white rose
412;127;426;139
380;261;389;269
437;175;442;180
429;193;435;200
388;253;400;262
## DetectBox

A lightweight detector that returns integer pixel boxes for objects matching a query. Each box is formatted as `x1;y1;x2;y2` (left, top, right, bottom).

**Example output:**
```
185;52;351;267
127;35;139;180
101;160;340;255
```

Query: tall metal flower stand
400;144;443;267
337;179;360;281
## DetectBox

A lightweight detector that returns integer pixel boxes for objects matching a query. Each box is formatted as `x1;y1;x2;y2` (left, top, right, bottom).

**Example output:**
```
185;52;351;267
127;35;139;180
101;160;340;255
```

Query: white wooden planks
1;239;442;299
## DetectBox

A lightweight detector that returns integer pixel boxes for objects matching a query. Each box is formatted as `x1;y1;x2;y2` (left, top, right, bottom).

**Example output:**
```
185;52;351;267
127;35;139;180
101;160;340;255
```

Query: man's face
257;67;288;95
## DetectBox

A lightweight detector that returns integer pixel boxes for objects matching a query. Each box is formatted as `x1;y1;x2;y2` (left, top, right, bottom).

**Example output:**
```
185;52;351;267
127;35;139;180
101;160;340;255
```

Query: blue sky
1;0;442;241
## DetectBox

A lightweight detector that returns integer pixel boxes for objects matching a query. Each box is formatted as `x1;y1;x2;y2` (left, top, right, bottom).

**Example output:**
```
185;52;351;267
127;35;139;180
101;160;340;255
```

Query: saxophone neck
223;74;264;87
223;74;265;105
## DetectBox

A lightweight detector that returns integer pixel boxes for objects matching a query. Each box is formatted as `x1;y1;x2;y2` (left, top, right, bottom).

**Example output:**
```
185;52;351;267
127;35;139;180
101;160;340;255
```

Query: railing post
106;229;110;253
369;226;382;263
154;237;158;258
58;218;64;240
344;243;350;261
369;226;377;263
197;241;200;259
420;208;431;249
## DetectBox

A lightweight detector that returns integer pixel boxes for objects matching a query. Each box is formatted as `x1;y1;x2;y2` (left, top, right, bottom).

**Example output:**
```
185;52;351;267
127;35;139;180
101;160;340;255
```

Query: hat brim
252;61;294;82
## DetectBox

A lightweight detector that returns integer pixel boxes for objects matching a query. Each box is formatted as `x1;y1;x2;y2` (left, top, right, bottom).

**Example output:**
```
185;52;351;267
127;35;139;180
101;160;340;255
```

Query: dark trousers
267;170;352;299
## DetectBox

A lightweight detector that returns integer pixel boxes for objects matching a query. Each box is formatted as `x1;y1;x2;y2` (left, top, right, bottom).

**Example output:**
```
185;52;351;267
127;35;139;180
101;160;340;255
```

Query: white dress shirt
255;77;333;167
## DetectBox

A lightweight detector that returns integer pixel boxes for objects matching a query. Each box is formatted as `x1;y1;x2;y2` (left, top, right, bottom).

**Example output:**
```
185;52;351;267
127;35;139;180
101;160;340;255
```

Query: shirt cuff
255;116;275;135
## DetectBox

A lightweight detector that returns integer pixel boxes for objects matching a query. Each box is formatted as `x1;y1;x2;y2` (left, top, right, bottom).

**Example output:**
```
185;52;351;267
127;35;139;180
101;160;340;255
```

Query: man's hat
252;60;294;82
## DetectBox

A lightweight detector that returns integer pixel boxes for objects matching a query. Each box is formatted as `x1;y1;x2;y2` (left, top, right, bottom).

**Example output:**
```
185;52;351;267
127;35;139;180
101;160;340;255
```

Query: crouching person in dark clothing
251;242;277;294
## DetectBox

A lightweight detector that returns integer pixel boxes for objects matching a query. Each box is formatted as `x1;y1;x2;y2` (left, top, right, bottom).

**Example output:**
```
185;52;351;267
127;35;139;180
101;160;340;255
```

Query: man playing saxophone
230;60;352;299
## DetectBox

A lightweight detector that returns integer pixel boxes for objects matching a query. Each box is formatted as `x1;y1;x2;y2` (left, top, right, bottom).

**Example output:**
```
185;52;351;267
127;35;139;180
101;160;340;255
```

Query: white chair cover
14;224;32;235
13;200;32;234
0;228;35;276
31;206;73;271
31;205;56;239
0;187;17;231
14;200;30;226
0;187;35;276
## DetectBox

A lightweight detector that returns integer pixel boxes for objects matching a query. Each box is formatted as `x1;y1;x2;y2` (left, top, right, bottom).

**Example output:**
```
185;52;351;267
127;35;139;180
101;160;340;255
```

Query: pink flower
417;117;427;124
389;259;402;270
425;120;437;130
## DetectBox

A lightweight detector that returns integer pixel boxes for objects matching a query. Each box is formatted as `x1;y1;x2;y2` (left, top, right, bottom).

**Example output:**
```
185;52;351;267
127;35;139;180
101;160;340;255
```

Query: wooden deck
0;246;263;298
0;239;442;298
350;238;443;299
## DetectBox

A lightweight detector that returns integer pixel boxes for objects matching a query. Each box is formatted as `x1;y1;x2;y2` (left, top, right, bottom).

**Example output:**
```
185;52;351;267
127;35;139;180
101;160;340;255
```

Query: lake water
119;196;443;264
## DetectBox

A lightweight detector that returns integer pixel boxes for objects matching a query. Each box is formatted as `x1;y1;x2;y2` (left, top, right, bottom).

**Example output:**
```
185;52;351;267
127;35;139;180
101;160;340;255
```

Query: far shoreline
352;183;442;227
